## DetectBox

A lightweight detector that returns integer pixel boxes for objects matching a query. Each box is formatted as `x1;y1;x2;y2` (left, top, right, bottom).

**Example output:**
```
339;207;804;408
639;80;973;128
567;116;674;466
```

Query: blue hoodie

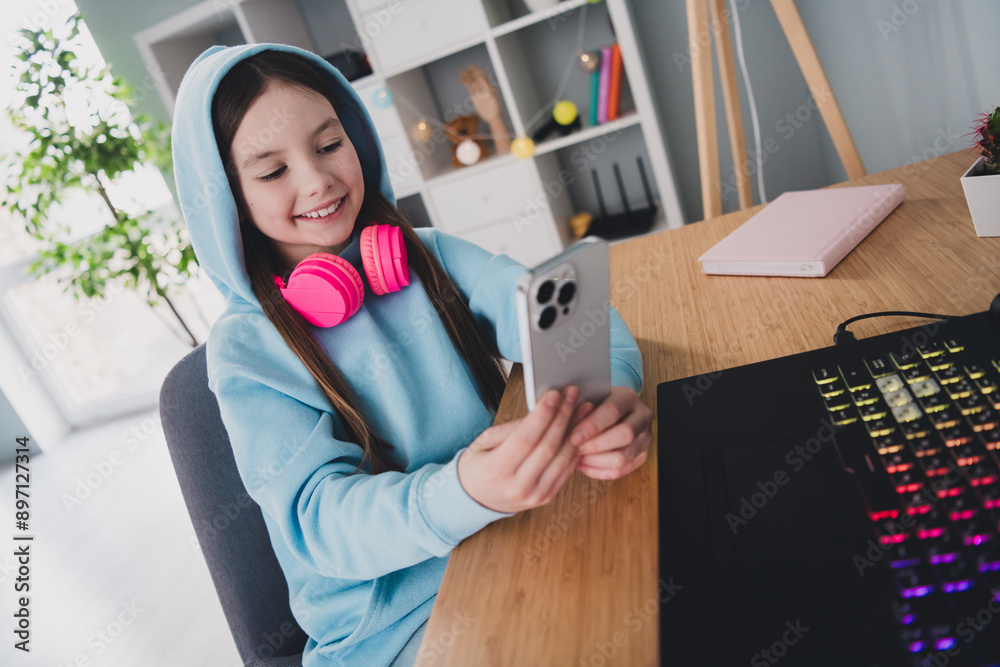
171;43;643;666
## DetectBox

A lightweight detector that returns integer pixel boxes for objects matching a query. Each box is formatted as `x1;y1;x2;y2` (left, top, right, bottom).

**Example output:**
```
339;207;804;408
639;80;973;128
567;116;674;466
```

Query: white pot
961;156;1000;237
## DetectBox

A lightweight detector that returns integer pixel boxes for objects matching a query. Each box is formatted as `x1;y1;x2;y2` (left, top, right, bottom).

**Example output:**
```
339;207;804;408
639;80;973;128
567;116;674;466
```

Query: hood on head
171;43;394;307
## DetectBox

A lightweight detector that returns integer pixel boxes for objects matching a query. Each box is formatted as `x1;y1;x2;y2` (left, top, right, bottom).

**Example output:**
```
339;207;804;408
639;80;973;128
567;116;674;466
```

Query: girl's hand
457;387;587;514
567;386;653;480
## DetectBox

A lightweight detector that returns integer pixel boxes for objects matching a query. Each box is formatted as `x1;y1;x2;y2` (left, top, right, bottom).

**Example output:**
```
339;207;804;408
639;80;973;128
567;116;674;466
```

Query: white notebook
698;184;906;277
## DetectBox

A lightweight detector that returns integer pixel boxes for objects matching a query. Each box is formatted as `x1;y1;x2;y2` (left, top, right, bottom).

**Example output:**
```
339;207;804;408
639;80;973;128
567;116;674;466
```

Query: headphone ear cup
276;253;364;327
361;224;410;296
360;225;387;296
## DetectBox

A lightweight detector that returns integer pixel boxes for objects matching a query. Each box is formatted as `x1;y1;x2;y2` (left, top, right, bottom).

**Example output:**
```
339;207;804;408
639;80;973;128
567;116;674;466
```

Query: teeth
299;199;341;218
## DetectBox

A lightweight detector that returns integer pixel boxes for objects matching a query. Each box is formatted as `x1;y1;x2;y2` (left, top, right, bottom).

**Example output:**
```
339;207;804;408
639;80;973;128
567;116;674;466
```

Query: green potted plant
961;105;1000;237
1;13;200;346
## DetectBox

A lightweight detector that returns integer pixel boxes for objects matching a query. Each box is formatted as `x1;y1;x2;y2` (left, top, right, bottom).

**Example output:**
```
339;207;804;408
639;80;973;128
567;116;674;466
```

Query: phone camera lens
538;306;556;330
536;280;555;304
557;281;576;305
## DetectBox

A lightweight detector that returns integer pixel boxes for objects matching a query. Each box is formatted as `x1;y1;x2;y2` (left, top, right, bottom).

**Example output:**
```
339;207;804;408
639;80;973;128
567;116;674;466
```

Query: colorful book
697;184;906;277
607;43;622;121
589;66;600;127
597;45;612;125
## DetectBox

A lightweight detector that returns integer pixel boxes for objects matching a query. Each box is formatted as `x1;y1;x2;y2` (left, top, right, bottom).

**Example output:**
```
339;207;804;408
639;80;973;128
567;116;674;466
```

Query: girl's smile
229;82;365;271
295;195;346;221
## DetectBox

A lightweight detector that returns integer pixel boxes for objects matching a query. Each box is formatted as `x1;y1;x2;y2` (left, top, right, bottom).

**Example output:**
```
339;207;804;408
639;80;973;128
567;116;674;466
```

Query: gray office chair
159;344;307;667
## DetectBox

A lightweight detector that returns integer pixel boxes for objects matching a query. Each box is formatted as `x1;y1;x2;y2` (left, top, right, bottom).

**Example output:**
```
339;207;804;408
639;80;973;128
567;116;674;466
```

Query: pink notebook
698;184;905;277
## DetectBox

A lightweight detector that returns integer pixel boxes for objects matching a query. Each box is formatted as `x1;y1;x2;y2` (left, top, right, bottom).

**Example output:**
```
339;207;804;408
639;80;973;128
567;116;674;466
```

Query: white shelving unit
135;0;685;267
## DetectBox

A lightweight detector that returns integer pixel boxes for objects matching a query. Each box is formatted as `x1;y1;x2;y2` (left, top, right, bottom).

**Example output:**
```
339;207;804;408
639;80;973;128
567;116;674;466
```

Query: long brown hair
213;50;507;474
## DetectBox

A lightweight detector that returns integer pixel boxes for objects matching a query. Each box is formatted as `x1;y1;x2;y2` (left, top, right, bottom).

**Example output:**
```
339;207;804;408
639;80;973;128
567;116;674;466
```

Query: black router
585;156;658;240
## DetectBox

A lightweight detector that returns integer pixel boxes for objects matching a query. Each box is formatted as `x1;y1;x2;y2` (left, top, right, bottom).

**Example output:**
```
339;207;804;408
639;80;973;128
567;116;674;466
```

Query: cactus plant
971;106;1000;176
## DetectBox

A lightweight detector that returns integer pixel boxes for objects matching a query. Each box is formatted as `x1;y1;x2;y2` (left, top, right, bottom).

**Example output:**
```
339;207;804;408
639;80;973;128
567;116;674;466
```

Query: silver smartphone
516;237;612;411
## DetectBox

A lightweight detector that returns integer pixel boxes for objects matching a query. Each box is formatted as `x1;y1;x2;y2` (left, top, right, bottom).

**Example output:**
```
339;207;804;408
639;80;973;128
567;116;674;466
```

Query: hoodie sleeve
210;365;509;581
423;229;644;393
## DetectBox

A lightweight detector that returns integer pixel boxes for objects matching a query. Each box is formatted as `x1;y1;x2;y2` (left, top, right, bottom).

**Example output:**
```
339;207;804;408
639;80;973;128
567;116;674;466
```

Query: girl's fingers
577;449;649;480
576;439;649;475
492;388;565;472
515;386;579;483
568;401;594;431
574;401;652;455
540;453;580;503
531;434;579;501
568;391;629;447
469;418;521;452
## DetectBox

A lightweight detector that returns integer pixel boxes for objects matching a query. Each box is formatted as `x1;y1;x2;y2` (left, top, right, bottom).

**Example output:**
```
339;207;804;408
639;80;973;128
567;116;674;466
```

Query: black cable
832;310;952;346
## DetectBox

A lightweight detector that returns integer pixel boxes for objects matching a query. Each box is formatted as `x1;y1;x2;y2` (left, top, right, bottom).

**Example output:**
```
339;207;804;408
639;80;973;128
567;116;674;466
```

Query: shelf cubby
386;43;514;183
535;123;661;244
493;1;630;142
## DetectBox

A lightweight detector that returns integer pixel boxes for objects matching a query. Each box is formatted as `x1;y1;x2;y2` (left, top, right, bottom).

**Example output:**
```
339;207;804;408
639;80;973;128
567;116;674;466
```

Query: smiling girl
171;44;651;666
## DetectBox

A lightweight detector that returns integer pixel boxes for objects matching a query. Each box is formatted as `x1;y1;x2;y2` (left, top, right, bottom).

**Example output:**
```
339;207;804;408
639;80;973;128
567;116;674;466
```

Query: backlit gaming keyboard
814;338;1000;666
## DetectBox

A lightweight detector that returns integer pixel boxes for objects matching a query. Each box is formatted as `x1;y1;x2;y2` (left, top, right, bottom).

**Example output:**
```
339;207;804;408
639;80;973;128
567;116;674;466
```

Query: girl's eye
318;141;342;154
260;166;285;182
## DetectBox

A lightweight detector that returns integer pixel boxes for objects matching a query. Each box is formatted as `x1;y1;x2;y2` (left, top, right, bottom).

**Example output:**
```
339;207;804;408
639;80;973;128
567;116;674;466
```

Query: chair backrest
159;344;307;667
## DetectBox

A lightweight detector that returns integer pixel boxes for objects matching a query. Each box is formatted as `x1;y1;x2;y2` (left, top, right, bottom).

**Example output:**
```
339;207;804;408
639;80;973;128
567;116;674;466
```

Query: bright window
0;4;224;425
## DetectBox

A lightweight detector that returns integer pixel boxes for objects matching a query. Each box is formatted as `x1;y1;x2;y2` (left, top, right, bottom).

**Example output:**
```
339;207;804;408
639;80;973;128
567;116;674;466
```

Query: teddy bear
443;113;491;167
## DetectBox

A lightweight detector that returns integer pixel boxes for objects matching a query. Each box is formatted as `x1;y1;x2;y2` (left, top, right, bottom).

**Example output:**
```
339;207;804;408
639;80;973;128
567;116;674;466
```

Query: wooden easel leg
769;0;867;178
687;0;723;218
710;0;753;209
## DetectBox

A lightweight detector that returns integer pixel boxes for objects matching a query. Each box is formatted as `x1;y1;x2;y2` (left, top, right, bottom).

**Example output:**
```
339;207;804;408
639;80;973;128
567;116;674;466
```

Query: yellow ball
511;137;535;159
553;100;578;126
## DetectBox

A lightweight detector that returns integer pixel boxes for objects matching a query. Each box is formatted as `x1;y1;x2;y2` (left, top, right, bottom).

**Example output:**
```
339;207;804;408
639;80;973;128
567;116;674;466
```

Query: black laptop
657;295;1000;666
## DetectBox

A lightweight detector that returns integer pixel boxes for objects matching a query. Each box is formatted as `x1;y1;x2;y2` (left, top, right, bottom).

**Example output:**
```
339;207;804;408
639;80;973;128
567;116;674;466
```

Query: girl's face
229;82;365;271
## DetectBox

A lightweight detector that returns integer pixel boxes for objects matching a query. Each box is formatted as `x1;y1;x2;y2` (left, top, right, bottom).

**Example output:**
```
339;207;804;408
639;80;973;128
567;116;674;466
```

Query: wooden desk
418;151;1000;665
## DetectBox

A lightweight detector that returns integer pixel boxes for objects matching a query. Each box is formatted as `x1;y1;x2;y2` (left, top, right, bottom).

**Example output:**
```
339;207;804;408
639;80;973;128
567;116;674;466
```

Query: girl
171;44;652;666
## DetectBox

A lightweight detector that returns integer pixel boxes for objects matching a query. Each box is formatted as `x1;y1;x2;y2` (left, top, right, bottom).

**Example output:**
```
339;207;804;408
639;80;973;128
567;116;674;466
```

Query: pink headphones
273;223;410;327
